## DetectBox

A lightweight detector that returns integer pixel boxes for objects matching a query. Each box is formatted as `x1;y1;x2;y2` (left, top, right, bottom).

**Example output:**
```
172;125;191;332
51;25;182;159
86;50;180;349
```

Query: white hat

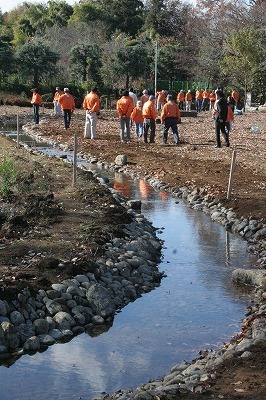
64;87;69;92
137;100;142;106
143;89;148;94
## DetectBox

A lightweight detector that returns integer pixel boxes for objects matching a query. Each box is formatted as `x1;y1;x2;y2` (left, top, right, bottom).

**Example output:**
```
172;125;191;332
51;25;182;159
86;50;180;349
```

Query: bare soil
0;105;265;399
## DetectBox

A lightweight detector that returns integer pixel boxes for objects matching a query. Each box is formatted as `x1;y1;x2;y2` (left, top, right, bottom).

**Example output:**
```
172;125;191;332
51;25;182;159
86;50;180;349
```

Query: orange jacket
142;99;157;119
116;96;134;118
195;90;203;100
203;90;210;99
177;91;185;102
58;93;75;110
156;91;166;103
140;93;149;106
209;92;216;102
83;91;100;112
226;106;234;122
185;92;192;101
131;105;144;123
31;93;42;104
161;101;180;123
53;91;62;102
231;90;239;101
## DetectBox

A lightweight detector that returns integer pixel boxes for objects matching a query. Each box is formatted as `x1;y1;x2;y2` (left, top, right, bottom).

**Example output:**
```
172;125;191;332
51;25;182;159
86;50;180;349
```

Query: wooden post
17;114;19;148
73;134;77;186
227;150;236;201
105;97;108;110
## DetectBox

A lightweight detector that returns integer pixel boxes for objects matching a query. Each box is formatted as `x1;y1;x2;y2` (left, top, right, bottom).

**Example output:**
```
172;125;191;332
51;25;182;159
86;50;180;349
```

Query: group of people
30;85;239;148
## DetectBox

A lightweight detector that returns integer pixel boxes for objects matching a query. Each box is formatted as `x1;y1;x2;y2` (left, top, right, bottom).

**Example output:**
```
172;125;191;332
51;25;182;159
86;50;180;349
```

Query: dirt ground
0;105;265;399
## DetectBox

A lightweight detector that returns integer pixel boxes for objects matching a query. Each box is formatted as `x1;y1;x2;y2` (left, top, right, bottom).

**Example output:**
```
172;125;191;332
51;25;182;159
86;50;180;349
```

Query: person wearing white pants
83;87;100;139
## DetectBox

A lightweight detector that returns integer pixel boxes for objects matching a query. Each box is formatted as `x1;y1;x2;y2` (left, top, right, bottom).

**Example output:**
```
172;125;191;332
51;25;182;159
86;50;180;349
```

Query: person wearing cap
58;88;75;129
213;89;229;148
116;90;134;142
30;88;43;125
185;90;192;111
140;90;149;106
53;87;63;116
142;95;157;143
209;90;216;110
130;100;144;137
202;88;210;111
83;86;100;139
161;94;181;144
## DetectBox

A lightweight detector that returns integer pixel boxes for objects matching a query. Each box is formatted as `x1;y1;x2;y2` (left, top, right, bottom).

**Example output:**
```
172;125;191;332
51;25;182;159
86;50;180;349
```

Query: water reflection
0;131;257;400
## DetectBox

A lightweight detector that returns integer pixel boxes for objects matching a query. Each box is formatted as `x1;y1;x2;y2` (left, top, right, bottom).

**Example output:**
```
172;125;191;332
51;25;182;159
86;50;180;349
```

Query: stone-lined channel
0;127;257;400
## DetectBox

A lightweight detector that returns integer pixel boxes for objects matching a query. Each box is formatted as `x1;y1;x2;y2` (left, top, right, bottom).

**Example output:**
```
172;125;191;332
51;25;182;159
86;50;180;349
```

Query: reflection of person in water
159;191;168;201
113;174;130;197
139;179;153;200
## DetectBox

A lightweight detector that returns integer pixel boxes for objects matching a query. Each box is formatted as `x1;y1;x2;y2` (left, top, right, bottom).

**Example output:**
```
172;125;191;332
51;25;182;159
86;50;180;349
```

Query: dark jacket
215;97;228;122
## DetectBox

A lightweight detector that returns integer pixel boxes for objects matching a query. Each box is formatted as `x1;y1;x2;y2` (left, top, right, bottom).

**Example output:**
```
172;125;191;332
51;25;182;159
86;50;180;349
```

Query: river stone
16;322;35;341
115;154;127;166
46;289;62;300
86;283;115;317
10;311;25;326
34;318;50;335
0;300;8;316
53;311;76;330
51;283;67;293
49;329;64;340
44;299;64;315
0;321;20;350
232;269;266;287
23;336;40;352
38;334;56;346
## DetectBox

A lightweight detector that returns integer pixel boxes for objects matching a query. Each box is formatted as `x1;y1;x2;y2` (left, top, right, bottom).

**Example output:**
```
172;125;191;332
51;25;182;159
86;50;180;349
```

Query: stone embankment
0;195;163;359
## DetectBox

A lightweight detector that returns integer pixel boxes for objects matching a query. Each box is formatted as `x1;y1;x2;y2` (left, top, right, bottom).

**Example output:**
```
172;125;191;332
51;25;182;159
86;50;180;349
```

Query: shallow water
0;131;257;400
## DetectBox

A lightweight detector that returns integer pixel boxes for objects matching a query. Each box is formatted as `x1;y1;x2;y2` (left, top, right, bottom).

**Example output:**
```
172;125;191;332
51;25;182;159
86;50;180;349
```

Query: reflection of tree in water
181;205;256;297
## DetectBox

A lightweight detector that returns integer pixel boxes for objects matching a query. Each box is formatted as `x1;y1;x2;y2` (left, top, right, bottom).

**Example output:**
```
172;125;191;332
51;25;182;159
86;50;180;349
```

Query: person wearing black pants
214;90;229;148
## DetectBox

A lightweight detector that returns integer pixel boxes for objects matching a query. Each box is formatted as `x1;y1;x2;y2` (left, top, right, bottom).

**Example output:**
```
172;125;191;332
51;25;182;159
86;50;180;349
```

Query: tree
221;27;263;107
17;40;59;87
69;44;103;86
0;40;14;84
101;35;152;89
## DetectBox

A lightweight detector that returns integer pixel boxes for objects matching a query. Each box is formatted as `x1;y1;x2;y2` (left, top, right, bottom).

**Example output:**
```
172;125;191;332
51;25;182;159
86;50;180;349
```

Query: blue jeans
195;99;202;113
120;116;130;141
163;118;179;143
63;109;72;129
143;118;155;143
33;104;40;124
135;122;143;137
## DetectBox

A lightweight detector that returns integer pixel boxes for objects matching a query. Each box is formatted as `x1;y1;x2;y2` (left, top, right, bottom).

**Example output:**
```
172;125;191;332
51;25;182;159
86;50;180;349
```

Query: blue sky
0;0;76;13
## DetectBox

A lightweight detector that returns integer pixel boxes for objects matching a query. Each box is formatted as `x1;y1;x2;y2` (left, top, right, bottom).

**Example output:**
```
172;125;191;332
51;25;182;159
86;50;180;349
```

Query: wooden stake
227;150;236;201
17;114;19;148
73;134;77;186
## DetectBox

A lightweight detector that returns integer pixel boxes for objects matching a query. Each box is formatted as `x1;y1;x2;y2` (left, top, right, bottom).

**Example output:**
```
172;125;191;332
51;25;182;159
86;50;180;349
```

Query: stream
0;127;257;400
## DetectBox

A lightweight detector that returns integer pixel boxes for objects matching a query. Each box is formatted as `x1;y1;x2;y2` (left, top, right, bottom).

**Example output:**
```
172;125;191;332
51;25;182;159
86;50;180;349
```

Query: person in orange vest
156;90;166;112
195;87;203;112
209;90;216;110
83;86;100;139
140;89;149;106
231;89;239;109
185;90;192;111
142;95;157;143
177;90;185;110
53;87;62;116
202;88;210;111
225;104;234;140
130;100;144;137
161;94;181;144
30;88;43;125
58;87;75;129
116;90;134;143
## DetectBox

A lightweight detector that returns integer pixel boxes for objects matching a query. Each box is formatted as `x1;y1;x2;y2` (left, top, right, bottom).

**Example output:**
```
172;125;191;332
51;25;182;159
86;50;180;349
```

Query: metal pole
73;134;77;186
17;114;19;148
154;41;158;98
227;150;236;200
